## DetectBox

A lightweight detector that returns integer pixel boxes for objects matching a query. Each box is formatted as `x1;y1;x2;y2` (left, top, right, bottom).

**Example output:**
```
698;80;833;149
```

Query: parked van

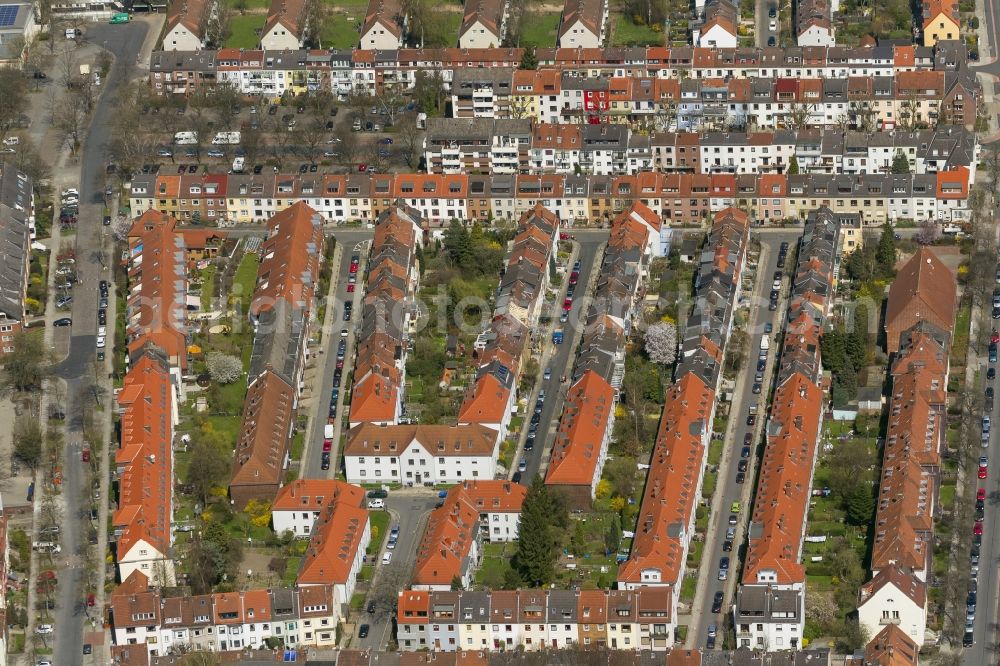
32;542;61;554
232;156;245;173
173;131;198;145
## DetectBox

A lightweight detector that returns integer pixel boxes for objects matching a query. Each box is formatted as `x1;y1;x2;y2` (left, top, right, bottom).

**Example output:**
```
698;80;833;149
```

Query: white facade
797;24;835;47
118;539;176;587
261;21;302;50
483;509;521;542
360;21;402;50
734;584;805;651
332;520;371;610
344;437;500;485
858;581;927;647
163;23;203;51
698;24;737;48
272;508;322;538
459;20;503;48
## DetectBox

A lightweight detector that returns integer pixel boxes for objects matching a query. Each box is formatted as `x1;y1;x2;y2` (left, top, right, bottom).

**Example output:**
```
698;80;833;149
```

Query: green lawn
367;510;390;554
223;0;269;8
680;575;697;603
520;11;561;47
322;14;360;49
201;264;217;311
612;15;664;46
425;11;463;48
205;414;243;443
234;251;259;313
282;556;301;586
225;14;263;48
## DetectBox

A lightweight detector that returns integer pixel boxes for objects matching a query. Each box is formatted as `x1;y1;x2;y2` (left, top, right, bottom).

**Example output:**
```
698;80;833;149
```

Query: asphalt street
49;19;150;666
688;231;799;649
755;0;778;47
300;228;373;480
356;492;438;650
518;230;607;483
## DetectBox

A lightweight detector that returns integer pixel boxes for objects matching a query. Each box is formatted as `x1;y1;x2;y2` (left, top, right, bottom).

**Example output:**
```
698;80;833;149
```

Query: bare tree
369;566;407;620
916;218;940;245
205;1;232;48
397;121;421;169
301;0;330;47
51;101;85;154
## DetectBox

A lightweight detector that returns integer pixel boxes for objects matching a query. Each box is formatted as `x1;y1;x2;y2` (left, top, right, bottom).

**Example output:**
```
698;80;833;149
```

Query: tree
0;69;28;142
825;438;876;503
205;2;232;48
443;219;473;269
13;417;42;469
205;352;243;384
1;331;50;393
891;151;911;174
412;70;446;117
369;565;407;619
843;486;876;526
805;592;838;631
787;154;799;175
182;654;223;666
644;322;677;365
450;574;464;591
604;513;621;554
301;0;330;47
916;218;940;245
603;456;636;500
512;478;561;586
875;222;897;277
397;121;421;169
51;98;86;155
519;45;538;70
787;102;813;131
185;436;231;505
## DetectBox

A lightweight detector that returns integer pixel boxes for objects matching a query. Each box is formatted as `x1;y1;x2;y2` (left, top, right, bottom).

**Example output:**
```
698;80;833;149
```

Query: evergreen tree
520;46;538;70
512;478;560;586
787;155;799;175
843;486;876;525
875;223;897;278
443;219;473;270
891;151;911;174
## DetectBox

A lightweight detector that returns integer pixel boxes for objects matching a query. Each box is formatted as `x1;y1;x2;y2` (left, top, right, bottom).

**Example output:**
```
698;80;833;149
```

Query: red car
563;298;573;311
980;464;989;479
975;521;984;536
336;358;344;369
358;163;368;172
569;271;579;285
979;488;987;501
559;232;572;240
323;440;333;452
993;330;1000;344
347;283;355;292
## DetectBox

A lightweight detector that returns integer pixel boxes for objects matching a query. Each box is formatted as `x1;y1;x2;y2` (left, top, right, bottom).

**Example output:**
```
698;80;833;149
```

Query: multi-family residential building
735;208;839;651
229;202;324;508
271;478;367;538
294;482;370;614
115;350;178;586
697;0;738;48
423;118;531;174
397;588;674;652
360;0;406;49
111;577;342;656
163;0;215;50
796;0;835;46
459;0;509;47
0;167;34;354
922;0;959;46
412;481;526;590
557;0;608;48
858;248;956;646
344;423;501;484
261;0;308;49
350;204;422;426
618;208;748;626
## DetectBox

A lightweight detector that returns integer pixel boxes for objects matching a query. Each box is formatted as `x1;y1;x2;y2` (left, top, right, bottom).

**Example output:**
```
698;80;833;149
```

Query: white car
35;624;54;634
37;660;53;666
62;188;78;196
96;336;106;349
382;552;392;565
769;19;777;30
2;136;19;146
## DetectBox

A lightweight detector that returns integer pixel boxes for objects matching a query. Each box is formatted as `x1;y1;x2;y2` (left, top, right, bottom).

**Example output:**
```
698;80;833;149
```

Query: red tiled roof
545;370;614;487
229;369;295;504
297;483;369;585
885;247;957;353
114;354;173;564
250;202;324;318
272;479;365;512
619;374;715;586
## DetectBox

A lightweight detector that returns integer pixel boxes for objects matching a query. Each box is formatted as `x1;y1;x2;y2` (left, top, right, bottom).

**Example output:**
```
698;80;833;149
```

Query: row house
735;208;839;652
344;423;501;485
114;351;179;587
618;208;749;616
125;210;190;383
110;575;340;656
145;41;974;98
349;204;422;426
294;480;371;615
858;248;956;646
0;167;34;359
163;0;215;51
397;588;673;652
545;205;654;509
229;202;324;509
459;206;558;438
128;171;975;230
459;0;509;48
412;480;526;590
